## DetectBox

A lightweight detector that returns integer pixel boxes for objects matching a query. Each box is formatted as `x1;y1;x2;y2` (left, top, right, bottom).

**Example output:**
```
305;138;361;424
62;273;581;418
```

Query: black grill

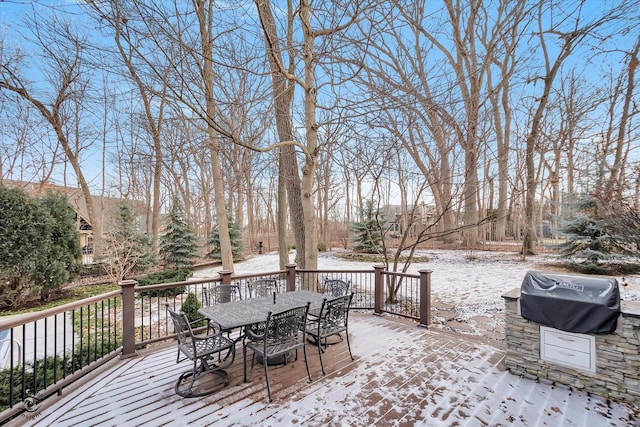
520;270;620;334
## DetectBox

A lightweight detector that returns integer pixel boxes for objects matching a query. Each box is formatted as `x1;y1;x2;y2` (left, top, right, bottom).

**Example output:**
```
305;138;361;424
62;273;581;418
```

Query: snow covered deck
17;313;638;426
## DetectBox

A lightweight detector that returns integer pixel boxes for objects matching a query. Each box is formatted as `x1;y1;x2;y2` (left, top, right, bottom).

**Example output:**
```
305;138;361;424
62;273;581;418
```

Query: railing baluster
21;324;26;402
9;329;15;408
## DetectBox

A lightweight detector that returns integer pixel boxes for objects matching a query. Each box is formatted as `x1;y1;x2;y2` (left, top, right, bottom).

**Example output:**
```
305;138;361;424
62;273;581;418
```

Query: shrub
0;338;121;413
181;292;206;328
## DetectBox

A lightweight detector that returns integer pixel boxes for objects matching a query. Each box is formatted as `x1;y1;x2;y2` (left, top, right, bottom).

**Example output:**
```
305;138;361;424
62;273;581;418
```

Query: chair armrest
245;323;266;341
191;331;220;342
206;320;222;334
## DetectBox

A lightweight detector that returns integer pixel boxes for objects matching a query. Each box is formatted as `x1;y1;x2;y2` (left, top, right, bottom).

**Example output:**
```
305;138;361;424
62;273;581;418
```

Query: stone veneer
502;288;640;406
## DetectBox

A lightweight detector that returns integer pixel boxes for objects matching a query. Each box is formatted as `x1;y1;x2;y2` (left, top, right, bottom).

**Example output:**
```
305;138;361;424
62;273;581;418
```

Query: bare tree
350;1;525;246
255;0;364;275
86;1;170;253
0;101;57;183
538;69;598;237
85;0;275;272
521;1;632;255
0;11;103;251
255;0;306;269
484;1;528;241
603;34;640;195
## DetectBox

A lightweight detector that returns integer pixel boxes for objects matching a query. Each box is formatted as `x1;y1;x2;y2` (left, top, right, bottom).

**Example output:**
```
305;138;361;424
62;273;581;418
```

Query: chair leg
188;359;199;390
303;341;312;383
264;356;272;402
243;344;249;382
345;330;354;361
316;335;326;375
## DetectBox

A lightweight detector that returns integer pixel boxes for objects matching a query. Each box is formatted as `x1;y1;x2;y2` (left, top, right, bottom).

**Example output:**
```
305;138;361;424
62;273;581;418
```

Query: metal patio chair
205;284;242;306
322;278;351;297
243;302;312;402
306;293;354;375
307;278;351;321
205;284;245;342
248;278;280;298
167;306;236;397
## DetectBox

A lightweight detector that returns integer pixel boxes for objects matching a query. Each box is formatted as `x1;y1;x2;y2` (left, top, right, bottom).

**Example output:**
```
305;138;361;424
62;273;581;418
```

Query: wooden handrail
0;290;122;330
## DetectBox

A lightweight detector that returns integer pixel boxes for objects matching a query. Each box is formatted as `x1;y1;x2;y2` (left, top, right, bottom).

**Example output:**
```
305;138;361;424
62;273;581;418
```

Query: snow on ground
195;249;640;342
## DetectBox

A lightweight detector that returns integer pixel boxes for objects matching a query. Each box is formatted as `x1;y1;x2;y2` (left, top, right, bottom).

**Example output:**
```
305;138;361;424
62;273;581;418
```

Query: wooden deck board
16;313;639;427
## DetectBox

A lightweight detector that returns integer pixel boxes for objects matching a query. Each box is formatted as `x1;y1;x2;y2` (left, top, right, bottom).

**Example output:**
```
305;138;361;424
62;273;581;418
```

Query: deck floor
16;313;638;426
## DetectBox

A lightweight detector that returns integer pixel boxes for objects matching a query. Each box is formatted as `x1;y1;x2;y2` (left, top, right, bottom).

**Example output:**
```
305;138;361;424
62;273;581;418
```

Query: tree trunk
278;152;289;269
255;0;306;267
605;35;639;195
300;0;319;275
197;0;234;272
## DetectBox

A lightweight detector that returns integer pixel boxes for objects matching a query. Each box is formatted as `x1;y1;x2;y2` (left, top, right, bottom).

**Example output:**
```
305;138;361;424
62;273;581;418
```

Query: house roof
0;179;146;230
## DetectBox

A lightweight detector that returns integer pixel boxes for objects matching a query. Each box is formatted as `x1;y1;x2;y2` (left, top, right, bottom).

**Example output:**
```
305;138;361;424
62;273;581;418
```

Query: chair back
167;307;193;347
320;293;353;331
249;278;279;298
323;279;350;297
258;303;309;353
206;284;241;305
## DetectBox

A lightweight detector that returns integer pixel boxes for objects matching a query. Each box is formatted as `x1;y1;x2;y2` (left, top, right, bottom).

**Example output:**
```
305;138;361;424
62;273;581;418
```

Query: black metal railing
0;264;431;423
296;268;376;309
0;291;122;423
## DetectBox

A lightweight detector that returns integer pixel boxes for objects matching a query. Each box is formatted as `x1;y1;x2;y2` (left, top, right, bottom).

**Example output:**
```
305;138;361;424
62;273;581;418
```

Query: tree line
1;1;638;281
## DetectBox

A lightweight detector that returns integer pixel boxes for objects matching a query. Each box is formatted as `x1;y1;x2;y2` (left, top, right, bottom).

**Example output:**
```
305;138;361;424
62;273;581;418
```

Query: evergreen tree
36;191;83;299
159;199;197;270
350;200;387;254
0;187;82;308
555;193;640;274
207;215;244;261
102;201;155;282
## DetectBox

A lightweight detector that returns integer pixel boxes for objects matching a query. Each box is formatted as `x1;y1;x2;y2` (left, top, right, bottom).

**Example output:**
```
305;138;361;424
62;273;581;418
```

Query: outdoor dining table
198;290;327;366
198;289;326;333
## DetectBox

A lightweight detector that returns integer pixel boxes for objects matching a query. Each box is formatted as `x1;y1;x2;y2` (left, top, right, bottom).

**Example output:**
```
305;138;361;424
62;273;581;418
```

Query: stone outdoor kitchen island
502;278;640;407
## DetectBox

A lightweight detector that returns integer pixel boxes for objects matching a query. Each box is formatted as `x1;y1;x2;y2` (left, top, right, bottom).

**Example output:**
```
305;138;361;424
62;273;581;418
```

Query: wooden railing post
374;265;384;315
119;279;139;359
286;264;297;292
218;270;232;285
419;269;432;328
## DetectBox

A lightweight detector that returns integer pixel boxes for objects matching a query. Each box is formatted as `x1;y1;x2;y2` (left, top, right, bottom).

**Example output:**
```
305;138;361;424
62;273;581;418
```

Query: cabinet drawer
541;328;592;353
542;343;593;370
540;326;596;373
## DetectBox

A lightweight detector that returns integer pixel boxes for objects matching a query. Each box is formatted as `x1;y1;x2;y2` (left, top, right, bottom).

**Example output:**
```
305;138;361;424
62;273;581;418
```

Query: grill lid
520;270;620;334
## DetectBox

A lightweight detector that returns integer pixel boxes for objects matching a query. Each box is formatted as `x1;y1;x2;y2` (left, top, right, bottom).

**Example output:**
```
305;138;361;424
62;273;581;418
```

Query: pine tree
159;199;197;270
555;193;640;274
350;200;386;254
207;215;244;261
